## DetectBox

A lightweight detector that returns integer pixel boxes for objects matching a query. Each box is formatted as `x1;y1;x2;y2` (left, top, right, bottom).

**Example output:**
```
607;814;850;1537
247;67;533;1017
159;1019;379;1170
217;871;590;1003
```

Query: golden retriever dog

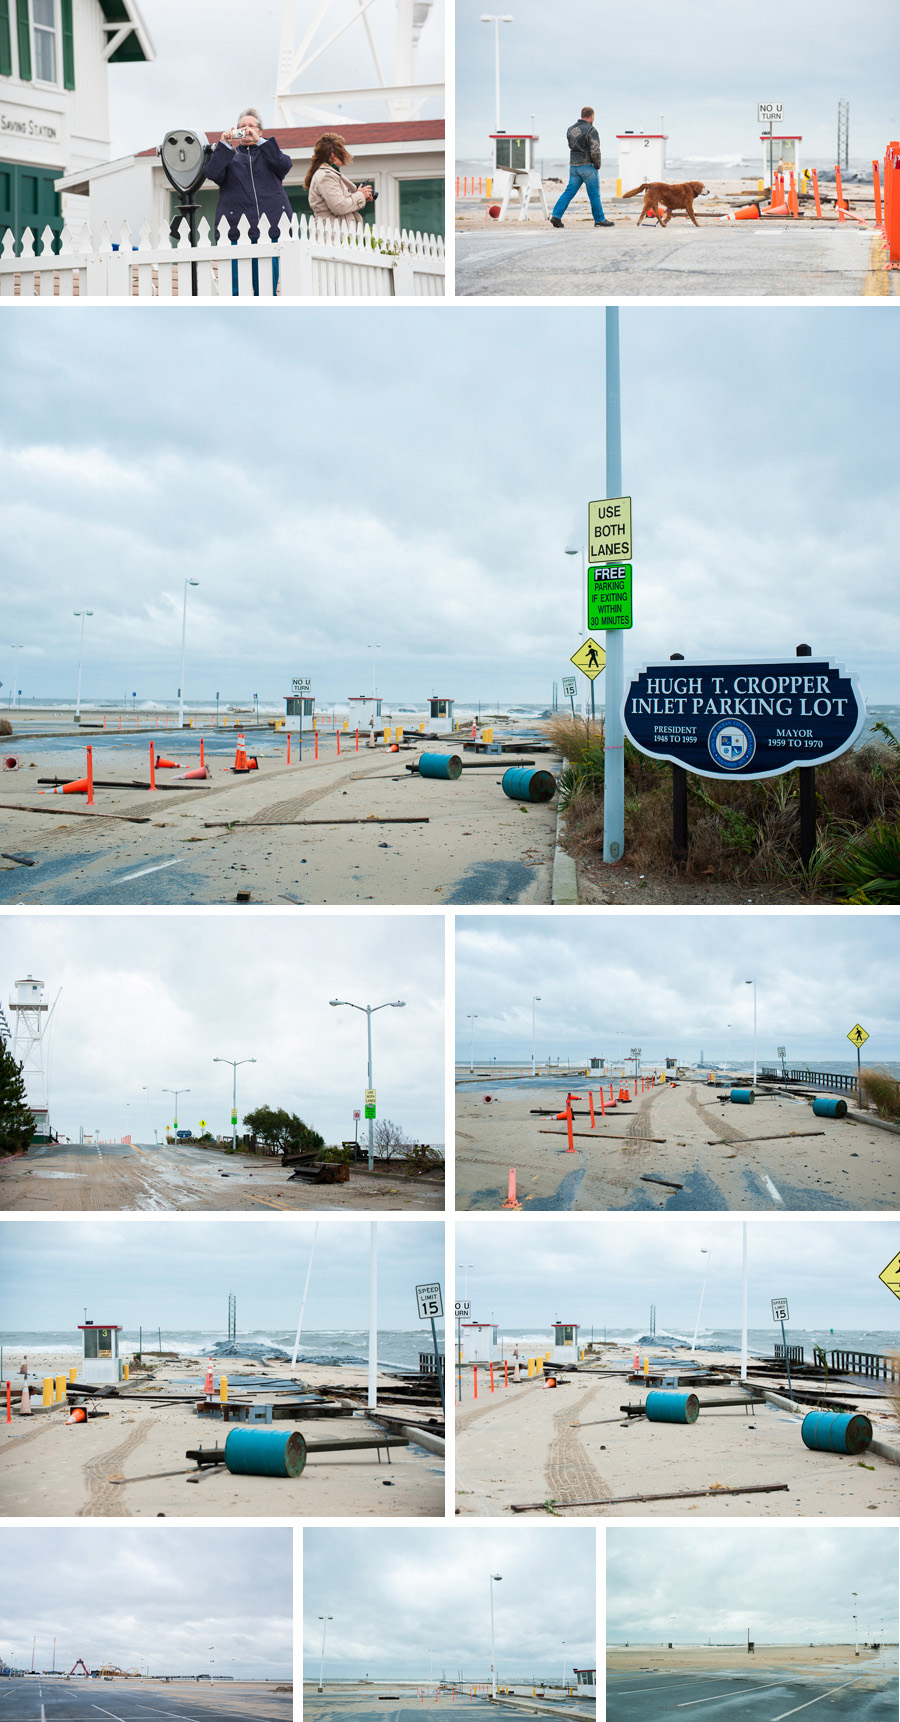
622;179;707;227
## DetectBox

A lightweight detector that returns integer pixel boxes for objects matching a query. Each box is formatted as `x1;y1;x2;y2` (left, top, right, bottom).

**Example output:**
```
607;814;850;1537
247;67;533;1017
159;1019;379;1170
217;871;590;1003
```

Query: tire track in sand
545;1381;608;1505
77;1422;149;1516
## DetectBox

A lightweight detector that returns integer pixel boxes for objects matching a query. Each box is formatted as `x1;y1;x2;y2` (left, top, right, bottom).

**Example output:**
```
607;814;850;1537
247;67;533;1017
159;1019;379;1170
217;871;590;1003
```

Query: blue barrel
224;1428;307;1477
801;1410;872;1455
812;1096;848;1119
501;767;557;803
418;753;462;780
730;1088;755;1104
645;1391;700;1425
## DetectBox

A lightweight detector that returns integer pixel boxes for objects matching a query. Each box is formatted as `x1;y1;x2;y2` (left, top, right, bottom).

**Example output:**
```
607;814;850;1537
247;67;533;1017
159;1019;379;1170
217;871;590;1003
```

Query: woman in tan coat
304;133;374;226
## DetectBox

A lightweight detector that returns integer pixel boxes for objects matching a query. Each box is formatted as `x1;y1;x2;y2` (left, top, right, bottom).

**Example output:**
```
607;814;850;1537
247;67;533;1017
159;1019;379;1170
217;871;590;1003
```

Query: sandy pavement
455;1079;899;1211
0;1139;444;1213
454;1345;900;1517
0;733;559;906
0;1355;444;1518
607;1646;884;1675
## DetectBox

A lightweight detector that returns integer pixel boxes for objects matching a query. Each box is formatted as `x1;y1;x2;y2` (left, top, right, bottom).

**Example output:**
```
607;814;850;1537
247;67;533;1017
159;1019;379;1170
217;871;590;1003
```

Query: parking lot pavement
607;1667;897;1721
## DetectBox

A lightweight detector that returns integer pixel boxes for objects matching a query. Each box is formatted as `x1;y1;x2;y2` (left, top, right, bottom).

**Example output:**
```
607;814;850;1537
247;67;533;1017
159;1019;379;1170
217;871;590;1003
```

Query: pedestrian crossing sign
847;1024;869;1046
570;638;606;679
879;1253;900;1301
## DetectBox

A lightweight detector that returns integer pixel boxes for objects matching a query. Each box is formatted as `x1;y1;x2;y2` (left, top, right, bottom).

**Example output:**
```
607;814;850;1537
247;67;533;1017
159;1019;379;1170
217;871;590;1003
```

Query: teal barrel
645;1390;700;1424
224;1428;307;1476
730;1088;755;1104
812;1096;848;1118
501;767;557;803
801;1411;872;1455
418;753;462;780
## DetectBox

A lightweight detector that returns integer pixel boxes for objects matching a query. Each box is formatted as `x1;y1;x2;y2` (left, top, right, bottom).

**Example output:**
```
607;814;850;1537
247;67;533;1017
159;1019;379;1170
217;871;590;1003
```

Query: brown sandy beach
455;1343;900;1517
455;1078;899;1211
0;1353;444;1518
608;1645;885;1675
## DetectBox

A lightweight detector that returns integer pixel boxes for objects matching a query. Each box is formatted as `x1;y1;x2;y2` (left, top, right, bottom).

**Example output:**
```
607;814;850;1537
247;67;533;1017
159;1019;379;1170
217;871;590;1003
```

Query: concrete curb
846;1109;900;1138
492;1697;592;1718
552;805;579;905
762;1391;900;1465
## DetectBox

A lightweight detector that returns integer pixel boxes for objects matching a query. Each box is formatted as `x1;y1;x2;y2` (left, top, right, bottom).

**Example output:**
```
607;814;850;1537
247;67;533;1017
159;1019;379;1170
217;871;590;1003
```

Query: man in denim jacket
550;107;615;229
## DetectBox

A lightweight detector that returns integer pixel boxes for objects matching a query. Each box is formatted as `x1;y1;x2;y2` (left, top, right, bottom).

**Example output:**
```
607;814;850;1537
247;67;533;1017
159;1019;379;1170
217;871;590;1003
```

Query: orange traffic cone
232;734;250;773
204;1359;214;1395
759;203;790;218
720;203;761;221
67;1407;87;1424
182;766;210;780
19;1384;31;1416
617;1084;631;1103
155;755;181;769
788;172;800;217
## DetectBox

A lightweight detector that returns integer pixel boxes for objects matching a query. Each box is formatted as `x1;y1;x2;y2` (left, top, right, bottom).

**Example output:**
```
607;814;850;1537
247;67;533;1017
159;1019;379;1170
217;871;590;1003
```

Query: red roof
138;119;443;159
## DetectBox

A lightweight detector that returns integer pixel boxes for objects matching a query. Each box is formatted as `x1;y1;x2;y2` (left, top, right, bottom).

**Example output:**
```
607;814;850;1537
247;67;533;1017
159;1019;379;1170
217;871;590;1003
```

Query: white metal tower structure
9;976;54;1114
275;0;443;127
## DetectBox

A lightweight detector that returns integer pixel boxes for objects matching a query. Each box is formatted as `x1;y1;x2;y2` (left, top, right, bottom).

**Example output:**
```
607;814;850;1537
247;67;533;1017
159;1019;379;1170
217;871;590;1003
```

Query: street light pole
489;1574;502;1699
366;643;380;717
330;998;406;1173
531;995;541;1077
852;1593;859;1657
161;1087;189;1132
457;1263;474;1301
213;1056;257;1151
317;1617;333;1693
178;578;199;728
467;1012;479;1074
480;15;513;132
745;978;757;1085
7;644;24;709
690;1249;710;1355
73;611;93;722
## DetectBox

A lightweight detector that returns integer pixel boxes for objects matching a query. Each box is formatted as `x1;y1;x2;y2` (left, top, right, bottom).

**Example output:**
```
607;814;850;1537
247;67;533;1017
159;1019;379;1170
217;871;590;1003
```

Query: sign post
416;1283;445;1414
455;1299;471;1403
771;1296;793;1402
570;639;606;723
846;1023;869;1110
758;102;783;187
561;676;577;719
602;307;625;863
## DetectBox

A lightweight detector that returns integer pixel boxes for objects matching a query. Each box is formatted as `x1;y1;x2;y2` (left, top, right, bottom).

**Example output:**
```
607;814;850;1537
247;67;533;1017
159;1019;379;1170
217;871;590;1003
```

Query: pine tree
0;1041;34;1155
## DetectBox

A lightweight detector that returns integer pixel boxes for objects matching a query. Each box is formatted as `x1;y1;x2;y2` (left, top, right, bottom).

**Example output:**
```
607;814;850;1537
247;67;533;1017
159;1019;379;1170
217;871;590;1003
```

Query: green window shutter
0;0;12;78
15;0;30;80
61;0;74;87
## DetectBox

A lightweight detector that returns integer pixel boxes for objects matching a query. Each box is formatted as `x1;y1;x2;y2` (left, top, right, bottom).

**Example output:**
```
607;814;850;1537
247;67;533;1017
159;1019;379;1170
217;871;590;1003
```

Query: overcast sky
0;1526;291;1676
0;1218;443;1332
608;1525;897;1645
304;1526;594;1678
2;913;442;1143
456;914;899;1067
2;308;897;709
456;0;898;162
453;1219;900;1333
107;0;444;156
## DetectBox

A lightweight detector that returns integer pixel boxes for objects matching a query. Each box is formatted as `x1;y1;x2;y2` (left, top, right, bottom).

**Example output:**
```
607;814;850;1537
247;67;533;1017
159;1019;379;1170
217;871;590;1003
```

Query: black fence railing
775;1344;805;1364
419;1351;445;1376
760;1067;857;1093
830;1350;899;1380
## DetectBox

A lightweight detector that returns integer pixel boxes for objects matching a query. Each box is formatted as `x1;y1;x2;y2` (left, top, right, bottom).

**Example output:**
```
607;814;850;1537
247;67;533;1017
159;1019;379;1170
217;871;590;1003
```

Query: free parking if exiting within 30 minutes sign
588;497;633;631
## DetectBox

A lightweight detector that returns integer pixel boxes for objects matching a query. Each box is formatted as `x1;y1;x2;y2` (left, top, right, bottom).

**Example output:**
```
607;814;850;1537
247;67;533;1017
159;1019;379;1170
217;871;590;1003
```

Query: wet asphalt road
607;1668;897;1720
0;1682;290;1721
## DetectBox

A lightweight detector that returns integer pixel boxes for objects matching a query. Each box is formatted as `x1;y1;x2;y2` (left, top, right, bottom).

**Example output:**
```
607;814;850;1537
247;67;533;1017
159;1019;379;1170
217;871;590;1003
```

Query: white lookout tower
9;975;56;1140
275;0;443;126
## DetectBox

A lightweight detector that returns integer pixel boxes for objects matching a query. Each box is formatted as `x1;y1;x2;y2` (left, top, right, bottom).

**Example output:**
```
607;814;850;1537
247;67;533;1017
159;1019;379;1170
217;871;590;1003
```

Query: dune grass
859;1067;900;1121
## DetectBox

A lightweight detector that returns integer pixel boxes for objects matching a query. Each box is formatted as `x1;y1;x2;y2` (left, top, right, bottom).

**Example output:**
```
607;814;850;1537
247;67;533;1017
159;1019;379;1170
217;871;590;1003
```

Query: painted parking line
115;859;182;883
769;1678;863;1720
677;1683;785;1707
763;1174;784;1204
91;1706;130;1721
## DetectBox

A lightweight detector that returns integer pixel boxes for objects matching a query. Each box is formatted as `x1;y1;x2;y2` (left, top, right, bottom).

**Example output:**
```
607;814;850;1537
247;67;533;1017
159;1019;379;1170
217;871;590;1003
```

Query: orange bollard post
355;728;359;752
490;1362;494;1392
501;1168;522;1209
873;162;882;228
315;730;319;761
474;1364;477;1399
599;1086;606;1116
5;1380;10;1423
788;170;799;217
505;1359;508;1387
149;740;156;791
588;1091;595;1128
336;731;341;757
834;163;846;220
565;1097;575;1152
86;746;94;806
200;737;205;767
886;147;900;265
812;169;822;219
287;733;291;764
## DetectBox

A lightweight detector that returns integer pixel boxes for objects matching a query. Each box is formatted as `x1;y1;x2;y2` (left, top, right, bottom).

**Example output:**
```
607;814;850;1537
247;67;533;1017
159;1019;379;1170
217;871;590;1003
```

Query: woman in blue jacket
205;108;293;294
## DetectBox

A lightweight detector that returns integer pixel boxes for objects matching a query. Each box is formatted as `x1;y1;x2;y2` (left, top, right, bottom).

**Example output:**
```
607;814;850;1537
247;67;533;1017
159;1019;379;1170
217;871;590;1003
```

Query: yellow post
758;178;764;194
486;177;493;198
122;1362;129;1381
55;1374;66;1403
397;726;404;742
383;726;391;744
643;1356;650;1379
616;177;622;197
220;1375;228;1403
482;727;493;743
537;1357;544;1374
68;1367;77;1382
42;1377;52;1406
527;1358;535;1378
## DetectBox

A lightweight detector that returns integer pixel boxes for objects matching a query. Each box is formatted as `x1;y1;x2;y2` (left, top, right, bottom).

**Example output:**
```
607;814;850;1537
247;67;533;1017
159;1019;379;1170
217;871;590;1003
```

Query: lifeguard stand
284;678;316;732
428;696;454;732
489;133;549;221
760;134;802;185
458;1321;499;1363
79;1321;124;1385
617;132;667;187
551;1321;580;1364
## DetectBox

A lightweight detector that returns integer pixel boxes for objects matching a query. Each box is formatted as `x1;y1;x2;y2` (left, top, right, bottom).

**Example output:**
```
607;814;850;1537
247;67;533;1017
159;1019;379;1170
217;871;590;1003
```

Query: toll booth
489;133;549;222
79;1322;124;1385
574;1670;596;1688
617;132;667;185
428;696;455;732
760;134;802;184
349;695;383;722
551;1321;580;1364
457;1321;499;1364
284;688;316;731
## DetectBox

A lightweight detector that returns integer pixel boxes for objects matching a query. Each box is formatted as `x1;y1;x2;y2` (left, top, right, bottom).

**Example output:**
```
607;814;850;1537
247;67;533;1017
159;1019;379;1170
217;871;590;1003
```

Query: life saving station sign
622;659;865;780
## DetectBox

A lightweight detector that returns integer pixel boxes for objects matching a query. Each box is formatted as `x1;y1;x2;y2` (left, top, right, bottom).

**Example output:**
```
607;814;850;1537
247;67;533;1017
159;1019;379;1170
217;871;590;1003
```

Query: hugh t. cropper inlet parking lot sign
622;659;865;779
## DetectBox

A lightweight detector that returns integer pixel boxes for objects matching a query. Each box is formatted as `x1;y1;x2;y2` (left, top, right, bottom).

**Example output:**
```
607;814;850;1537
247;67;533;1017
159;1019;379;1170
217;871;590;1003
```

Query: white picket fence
0;210;445;298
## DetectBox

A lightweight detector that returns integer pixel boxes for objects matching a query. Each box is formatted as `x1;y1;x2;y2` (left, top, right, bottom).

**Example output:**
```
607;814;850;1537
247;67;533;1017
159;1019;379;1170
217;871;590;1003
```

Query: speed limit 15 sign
416;1283;443;1319
771;1297;789;1322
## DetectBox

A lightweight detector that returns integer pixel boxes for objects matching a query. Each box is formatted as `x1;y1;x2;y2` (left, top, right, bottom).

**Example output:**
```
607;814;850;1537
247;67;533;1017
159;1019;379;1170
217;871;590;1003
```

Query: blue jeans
230;252;280;297
552;165;606;222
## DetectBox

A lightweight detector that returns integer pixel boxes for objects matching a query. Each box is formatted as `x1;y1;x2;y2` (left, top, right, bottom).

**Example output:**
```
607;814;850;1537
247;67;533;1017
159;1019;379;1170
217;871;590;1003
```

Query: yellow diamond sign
847;1023;869;1047
570;638;606;680
879;1253;900;1301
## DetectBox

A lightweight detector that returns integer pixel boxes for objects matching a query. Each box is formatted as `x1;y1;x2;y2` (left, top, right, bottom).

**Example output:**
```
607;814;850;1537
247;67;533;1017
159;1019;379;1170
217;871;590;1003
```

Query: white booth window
33;0;58;84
